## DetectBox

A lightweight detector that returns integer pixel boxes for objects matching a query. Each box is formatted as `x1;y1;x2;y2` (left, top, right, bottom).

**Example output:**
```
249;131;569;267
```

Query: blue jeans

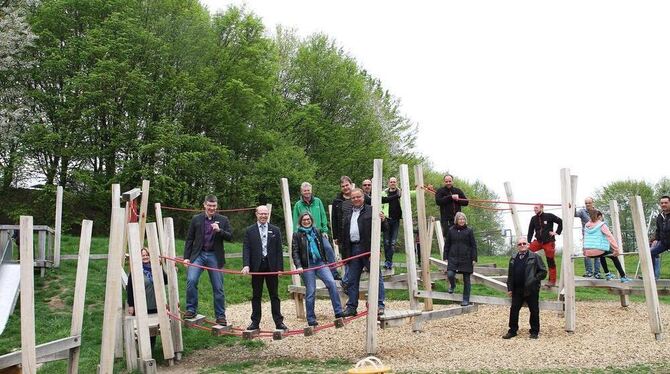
302;258;343;324
322;235;340;278
447;270;471;303
651;241;668;280
584;256;601;274
383;218;400;264
345;244;385;311
186;251;226;318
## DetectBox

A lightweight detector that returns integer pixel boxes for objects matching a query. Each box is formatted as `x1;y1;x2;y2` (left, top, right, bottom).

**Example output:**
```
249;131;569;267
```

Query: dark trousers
447;270;472;302
508;290;540;335
598;255;626;277
250;258;283;326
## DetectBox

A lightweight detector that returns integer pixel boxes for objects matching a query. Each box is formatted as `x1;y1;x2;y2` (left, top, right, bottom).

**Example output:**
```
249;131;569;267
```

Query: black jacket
127;269;168;312
385;189;402;220
435;186;468;225
291;228;328;268
339;204;372;259
242;223;284;272
527;212;563;244
444;224;478;273
331;193;352;241
655;212;670;248
184;213;233;268
506;251;547;296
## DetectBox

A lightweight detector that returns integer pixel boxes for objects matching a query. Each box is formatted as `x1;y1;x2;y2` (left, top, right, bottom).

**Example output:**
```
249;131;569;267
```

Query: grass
1;235;670;373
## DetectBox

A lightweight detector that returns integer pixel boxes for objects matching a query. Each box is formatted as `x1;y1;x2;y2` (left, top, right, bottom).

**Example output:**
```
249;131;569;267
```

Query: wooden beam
98;207;125;374
121;188;141;202
365;159;383;355
398;165;421;331
127;223;154;365
560;169;576;332
414;164;433;311
67;220;92;374
504;182;523;240
112;184;121;208
138;180;150;246
266;203;272;223
630;196;663;340
280;178;305;319
123;316;138;371
154;204;166;257
146;223;175;361
38;230;46;278
415;304;478;323
415;290;564;311
609;200;630;306
164;218;183;359
471;272;508;292
20;216;36;374
54;186;63;268
0;335;81;369
434;221;445;259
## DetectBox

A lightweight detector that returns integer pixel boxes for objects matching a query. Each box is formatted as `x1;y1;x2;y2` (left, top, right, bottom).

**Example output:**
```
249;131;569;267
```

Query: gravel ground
161;300;670;373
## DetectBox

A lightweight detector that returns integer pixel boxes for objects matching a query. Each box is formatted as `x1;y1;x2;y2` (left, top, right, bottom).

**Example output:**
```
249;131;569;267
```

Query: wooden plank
434;221;445;259
19;216;36;374
415;290;564;311
471;272;508;292
631;196;663;340
280;178;305;319
146;223;175;360
414;164;433;311
0;335;81;369
98;207;125;374
560;169;576;332
54;186;63;268
415;304;478;323
365;159;383;355
378;309;422;321
38;230;46;277
121;188;141;202
138;180;150;246
127;223;153;363
504;182;523;239
427;217;435;255
164;218;183;357
123;316;138;372
67;220;92;374
609;199;630;307
154;204;166;257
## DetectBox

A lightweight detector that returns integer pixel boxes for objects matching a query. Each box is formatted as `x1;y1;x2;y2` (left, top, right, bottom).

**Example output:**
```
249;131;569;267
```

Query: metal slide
0;237;20;335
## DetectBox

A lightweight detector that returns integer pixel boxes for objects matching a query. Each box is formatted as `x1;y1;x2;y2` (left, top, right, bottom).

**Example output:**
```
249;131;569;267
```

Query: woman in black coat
443;212;478;306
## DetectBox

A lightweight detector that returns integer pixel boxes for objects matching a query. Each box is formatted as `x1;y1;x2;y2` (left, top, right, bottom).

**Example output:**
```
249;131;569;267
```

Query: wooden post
127;223;156;372
557;175;578;296
112;184;121;208
266;203;272;222
146;223;175;363
38;230;46;278
414;164;433;311
123;316;138;371
427;217;435;256
20;216;36;374
365;159;383;355
504;182;523;240
67;219;93;374
154;204;166;257
434;221;445;259
98;207;125;374
138;180;150;245
560;169;576;332
164;218;183;359
280;178;305;319
54;186;63;268
399;164;421;331
609;200;630;307
630;196;663;340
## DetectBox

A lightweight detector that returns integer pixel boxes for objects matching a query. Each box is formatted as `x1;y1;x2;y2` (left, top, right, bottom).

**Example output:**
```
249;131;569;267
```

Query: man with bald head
435;174;469;232
575;197;601;277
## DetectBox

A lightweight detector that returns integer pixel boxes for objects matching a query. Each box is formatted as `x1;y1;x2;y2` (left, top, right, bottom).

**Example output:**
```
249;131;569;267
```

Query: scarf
142;262;153;283
298;226;321;261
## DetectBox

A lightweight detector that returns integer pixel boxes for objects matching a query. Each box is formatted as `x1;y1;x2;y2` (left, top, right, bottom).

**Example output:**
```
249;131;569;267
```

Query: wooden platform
415;290;564;311
378;309;422;329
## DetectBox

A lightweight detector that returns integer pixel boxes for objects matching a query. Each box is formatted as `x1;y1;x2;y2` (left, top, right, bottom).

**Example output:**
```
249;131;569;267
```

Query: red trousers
529;240;556;283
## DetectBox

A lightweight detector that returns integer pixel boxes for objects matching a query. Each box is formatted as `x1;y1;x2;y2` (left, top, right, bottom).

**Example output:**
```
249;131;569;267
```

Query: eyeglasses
517;243;528;247
362;184;371;186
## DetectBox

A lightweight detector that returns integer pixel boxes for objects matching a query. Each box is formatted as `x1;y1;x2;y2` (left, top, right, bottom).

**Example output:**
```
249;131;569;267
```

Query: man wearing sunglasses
503;238;547;340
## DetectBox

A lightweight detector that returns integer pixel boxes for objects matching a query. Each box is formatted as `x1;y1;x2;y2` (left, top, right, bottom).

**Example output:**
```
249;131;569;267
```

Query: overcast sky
201;0;668;239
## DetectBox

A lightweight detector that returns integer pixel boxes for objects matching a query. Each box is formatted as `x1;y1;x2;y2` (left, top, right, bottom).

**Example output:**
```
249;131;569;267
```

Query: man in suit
241;205;287;331
183;195;233;325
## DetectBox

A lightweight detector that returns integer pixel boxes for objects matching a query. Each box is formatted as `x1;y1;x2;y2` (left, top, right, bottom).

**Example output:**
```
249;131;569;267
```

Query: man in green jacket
292;182;341;280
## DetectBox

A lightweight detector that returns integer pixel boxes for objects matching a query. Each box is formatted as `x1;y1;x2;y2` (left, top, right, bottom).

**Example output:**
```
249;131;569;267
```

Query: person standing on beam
651;195;670;280
435;174;469;233
527;204;562;287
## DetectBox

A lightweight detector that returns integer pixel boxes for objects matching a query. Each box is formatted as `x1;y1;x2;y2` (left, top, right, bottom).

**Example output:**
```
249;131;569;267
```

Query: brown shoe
216;317;227;326
183;311;197;319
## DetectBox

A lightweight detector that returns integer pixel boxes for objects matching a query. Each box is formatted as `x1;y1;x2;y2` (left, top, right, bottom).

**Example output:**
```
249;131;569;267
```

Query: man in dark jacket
332;176;353;246
339;188;386;316
651;195;670;279
527;204;562;286
435;174;469;232
183;195;233;325
503;238;547;339
241;205;287;331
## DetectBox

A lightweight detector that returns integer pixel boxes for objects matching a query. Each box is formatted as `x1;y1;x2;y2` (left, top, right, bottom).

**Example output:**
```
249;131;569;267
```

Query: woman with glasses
443;212;478;306
292;212;344;326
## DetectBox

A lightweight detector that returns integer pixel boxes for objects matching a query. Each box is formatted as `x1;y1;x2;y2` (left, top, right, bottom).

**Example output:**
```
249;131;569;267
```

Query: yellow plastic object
348;356;392;374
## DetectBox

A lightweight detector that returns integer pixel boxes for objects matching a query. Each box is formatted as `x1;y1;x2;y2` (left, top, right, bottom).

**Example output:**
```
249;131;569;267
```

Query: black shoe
183;311;197;319
502;332;517;339
333;273;342;281
246;323;259;331
308;321;318;327
447;287;455;294
460;301;470;307
377;307;385;316
276;323;288;331
342;308;357;317
216;317;227;326
529;333;539;339
334;312;345;319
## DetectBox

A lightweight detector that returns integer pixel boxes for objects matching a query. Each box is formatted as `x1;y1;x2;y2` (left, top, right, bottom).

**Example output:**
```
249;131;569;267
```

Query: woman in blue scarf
292;212;344;326
127;248;167;348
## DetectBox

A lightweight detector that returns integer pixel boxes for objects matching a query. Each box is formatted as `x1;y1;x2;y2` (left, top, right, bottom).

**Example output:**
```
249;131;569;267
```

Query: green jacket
292;197;329;234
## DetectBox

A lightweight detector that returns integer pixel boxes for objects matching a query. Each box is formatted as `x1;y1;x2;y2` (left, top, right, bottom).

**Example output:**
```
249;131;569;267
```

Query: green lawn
1;235;669;373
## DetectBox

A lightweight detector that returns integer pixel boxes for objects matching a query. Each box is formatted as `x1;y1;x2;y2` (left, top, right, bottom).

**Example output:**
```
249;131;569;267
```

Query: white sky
201;0;668;240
